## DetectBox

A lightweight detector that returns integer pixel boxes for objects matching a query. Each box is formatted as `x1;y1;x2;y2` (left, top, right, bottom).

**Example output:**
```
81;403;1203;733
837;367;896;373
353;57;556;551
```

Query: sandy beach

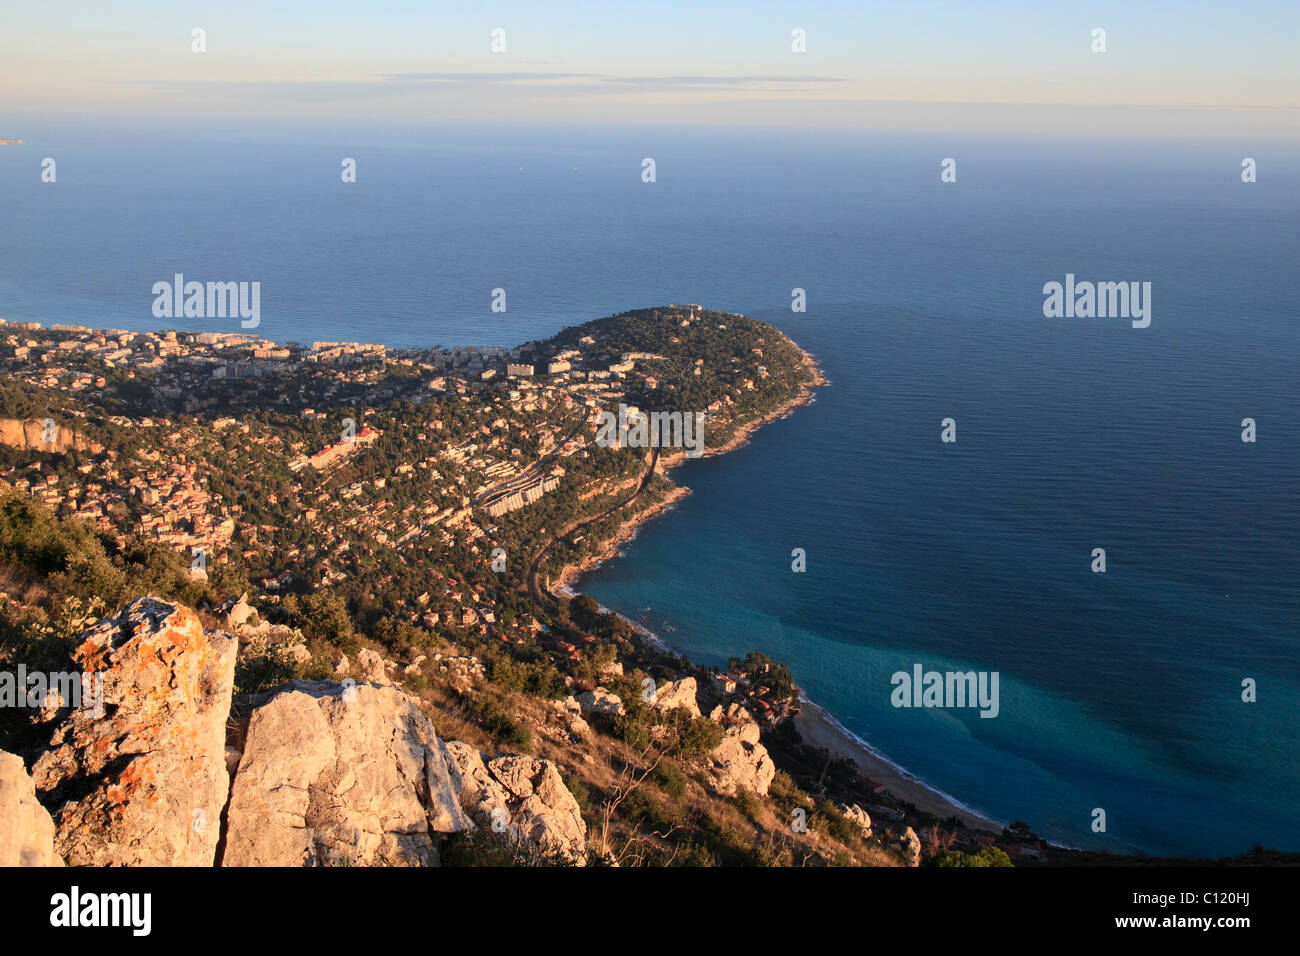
793;698;1004;834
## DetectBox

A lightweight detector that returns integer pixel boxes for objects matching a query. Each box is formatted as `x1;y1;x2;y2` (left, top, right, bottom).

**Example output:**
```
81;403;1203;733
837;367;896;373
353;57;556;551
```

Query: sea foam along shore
550;337;1004;837
793;697;1005;834
557;574;1006;835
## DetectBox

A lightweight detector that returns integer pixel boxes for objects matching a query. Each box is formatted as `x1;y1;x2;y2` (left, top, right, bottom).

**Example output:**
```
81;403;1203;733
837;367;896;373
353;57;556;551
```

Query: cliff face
30;598;236;867
444;742;588;865
703;704;776;798
222;680;470;867
0;751;60;866
0;597;588;867
0;418;103;454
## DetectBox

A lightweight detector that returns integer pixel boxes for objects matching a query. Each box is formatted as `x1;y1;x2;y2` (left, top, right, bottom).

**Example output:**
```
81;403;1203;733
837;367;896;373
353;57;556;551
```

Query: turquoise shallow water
577;304;1300;857
2;124;1297;856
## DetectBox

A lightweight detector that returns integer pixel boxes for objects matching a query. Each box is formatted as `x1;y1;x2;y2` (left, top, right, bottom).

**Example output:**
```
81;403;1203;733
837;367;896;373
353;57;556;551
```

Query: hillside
0;308;915;866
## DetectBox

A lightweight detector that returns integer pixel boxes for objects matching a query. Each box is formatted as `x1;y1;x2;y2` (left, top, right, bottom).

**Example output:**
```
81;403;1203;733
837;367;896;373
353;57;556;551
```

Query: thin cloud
381;72;596;83
380;72;848;90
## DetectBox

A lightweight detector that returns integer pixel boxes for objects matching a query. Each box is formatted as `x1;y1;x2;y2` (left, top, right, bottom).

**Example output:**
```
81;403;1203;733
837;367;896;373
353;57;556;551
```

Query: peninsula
1;306;1274;867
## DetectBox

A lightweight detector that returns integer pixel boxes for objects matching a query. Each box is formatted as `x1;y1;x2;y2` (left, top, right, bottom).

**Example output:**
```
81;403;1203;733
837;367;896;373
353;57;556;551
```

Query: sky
3;1;1298;139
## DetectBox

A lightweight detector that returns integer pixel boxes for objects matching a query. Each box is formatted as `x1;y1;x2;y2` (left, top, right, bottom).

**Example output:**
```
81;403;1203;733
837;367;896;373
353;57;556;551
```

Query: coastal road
527;445;660;608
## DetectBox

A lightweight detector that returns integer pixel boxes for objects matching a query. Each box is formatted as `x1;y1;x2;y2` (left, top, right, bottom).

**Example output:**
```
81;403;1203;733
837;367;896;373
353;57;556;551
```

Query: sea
2;119;1296;857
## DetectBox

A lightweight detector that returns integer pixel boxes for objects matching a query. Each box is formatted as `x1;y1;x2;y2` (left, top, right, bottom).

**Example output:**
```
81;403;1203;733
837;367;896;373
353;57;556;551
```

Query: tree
292;591;355;648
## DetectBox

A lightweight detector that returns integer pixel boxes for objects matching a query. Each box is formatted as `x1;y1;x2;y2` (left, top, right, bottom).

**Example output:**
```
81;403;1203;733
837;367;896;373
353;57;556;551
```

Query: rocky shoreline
662;344;828;466
549;338;1007;840
548;339;826;596
548;484;692;595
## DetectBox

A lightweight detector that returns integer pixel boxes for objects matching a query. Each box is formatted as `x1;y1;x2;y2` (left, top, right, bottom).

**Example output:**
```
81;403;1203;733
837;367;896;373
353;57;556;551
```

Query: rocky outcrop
898;826;922;867
577;687;625;718
2;596;587;869
0;418;102;454
444;741;587;865
222;680;468;867
652;677;700;717
29;598;236;867
715;702;751;724
354;648;389;685
553;696;592;738
841;803;873;839
704;714;775;797
0;751;61;866
231;603;312;671
219;593;256;630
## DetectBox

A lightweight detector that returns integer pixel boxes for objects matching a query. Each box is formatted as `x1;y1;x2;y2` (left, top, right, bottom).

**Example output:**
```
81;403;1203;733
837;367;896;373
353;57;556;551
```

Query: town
0;306;811;664
0;304;1064;869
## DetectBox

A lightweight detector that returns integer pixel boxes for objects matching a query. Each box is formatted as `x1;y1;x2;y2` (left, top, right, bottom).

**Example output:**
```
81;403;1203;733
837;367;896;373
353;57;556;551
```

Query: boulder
577;687;625;718
444;742;587;865
704;717;775;797
551;697;591;738
222;680;468;867
899;826;922;867
724;703;752;724
354;648;389;685
29;598;236;867
220;592;256;630
0;751;61;866
652;677;700;717
841;803;873;839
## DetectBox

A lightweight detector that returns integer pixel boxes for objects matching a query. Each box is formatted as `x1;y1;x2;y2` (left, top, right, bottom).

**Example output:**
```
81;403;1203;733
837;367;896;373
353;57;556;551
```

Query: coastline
793;697;1004;834
661;346;829;467
547;340;827;595
548;484;692;594
551;336;1004;838
559;574;1007;836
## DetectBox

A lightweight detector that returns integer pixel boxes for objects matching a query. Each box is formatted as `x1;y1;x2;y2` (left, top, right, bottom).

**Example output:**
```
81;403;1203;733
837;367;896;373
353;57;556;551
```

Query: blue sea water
1;121;1296;856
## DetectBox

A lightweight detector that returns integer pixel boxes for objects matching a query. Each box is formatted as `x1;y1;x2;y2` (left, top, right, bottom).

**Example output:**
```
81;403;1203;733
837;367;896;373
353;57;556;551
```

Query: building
712;673;737;695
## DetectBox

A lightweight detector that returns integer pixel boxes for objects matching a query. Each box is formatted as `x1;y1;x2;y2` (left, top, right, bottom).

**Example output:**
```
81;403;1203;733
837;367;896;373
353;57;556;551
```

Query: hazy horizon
4;1;1298;141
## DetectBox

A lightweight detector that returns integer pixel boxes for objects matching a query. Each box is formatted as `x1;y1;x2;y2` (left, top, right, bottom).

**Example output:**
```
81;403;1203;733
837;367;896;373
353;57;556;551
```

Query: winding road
526;445;660;608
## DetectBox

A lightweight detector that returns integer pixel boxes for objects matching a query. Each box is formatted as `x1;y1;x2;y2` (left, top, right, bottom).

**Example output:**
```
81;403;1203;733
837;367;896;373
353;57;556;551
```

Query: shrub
813;799;862;845
735;789;761;821
933;847;1013;867
651;760;688;800
472;693;532;751
768;770;813;811
561;772;591;816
